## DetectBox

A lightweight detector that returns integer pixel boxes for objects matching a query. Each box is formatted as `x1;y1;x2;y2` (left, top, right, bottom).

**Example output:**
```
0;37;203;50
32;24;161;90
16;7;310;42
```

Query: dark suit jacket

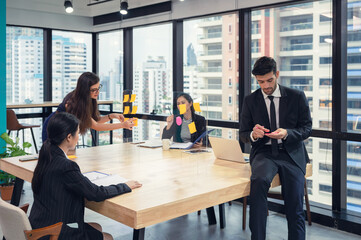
162;114;206;143
239;85;312;174
29;145;131;240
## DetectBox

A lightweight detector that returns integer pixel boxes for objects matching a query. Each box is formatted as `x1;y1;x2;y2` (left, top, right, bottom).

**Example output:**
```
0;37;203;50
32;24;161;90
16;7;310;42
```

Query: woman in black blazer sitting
162;93;206;146
30;112;142;240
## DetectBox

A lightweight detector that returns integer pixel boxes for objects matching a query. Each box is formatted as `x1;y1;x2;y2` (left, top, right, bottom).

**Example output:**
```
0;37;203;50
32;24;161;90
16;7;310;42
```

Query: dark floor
1;182;360;240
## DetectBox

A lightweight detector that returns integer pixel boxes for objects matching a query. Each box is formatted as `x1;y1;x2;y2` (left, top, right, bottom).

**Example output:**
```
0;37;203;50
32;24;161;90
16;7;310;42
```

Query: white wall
7;8;93;32
94;0;293;32
7;0;293;32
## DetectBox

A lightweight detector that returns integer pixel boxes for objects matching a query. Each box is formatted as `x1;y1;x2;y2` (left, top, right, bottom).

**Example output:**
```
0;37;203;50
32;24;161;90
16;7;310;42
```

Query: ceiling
7;0;171;17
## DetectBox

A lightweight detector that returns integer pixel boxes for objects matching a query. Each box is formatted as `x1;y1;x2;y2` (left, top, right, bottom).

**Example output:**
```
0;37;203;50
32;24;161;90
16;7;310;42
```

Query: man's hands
252;124;287;140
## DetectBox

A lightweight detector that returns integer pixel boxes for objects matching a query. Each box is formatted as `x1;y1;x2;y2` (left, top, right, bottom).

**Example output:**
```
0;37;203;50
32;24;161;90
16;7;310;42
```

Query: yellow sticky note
67;155;77;159
188;122;197;134
131;106;138;114
124;118;129;121
179;104;186;115
130;94;136;103
193;102;201;112
123;106;130;114
123;95;129;103
133;118;138;127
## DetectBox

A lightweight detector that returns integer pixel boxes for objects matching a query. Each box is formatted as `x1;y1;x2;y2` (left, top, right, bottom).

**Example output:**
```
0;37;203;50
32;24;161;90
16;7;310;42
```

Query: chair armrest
19;203;30;214
24;222;63;240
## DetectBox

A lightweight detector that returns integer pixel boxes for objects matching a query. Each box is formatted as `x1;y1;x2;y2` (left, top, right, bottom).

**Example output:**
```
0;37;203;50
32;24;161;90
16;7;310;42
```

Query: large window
6;26;44;104
251;0;333;208
347;141;361;213
307;137;333;208
6;26;44;154
52;30;92;101
98;30;124;144
133;23;172;141
183;13;239;140
347;0;361;213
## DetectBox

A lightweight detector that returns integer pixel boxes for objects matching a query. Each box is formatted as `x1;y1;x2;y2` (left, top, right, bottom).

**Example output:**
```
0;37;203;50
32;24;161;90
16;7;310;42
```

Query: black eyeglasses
90;84;103;93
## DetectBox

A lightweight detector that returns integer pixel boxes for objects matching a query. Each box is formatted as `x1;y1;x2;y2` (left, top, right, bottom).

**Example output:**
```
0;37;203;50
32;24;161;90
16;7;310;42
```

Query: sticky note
123;106;130;114
179;104;186;115
193;102;201;112
67;155;77;159
131;106;138;114
133;118;138;127
130;94;136;103
188;122;197;134
176;116;182;126
123;95;129;102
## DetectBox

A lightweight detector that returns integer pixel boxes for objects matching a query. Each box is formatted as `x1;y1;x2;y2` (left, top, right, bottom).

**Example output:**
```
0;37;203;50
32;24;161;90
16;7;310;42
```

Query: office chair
0;197;62;240
6;109;40;154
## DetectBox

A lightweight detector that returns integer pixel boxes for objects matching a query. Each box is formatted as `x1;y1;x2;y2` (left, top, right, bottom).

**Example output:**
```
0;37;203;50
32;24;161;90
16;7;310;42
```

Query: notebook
170;129;215;149
209;137;248;163
138;140;163;148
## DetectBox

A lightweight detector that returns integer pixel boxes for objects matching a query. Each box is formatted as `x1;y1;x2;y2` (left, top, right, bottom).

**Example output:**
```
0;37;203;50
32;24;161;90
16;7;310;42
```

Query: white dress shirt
251;84;283;144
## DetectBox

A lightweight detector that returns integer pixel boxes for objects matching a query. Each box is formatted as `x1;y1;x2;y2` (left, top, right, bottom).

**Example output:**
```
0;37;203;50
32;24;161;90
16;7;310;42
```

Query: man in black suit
240;56;312;240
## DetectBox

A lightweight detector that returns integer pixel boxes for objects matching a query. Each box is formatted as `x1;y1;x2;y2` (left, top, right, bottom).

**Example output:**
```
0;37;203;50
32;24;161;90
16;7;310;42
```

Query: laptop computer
209;137;248;163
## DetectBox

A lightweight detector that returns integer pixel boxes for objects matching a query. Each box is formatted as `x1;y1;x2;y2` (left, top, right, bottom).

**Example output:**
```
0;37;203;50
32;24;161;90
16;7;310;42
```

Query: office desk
6;100;114;145
6;100;114;109
0;144;311;240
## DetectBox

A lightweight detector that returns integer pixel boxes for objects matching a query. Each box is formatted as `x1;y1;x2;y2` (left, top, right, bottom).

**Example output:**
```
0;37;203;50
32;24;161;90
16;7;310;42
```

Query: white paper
83;171;109;181
138;140;163;148
83;171;128;186
170;142;193;149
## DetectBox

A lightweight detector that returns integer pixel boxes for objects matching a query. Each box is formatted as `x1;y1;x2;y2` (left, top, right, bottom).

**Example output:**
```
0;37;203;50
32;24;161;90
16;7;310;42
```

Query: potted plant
0;132;32;201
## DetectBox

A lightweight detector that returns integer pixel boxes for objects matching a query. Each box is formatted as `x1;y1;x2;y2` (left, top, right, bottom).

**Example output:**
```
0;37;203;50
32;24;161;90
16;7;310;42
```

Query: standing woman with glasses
42;72;134;141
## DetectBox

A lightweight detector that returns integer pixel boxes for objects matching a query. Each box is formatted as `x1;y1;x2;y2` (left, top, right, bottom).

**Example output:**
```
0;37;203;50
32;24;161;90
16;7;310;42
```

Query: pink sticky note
176;116;182;126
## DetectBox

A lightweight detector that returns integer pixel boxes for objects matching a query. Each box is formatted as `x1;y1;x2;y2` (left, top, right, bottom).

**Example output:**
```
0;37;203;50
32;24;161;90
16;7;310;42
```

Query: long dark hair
66;72;100;134
177;92;196;119
32;112;79;194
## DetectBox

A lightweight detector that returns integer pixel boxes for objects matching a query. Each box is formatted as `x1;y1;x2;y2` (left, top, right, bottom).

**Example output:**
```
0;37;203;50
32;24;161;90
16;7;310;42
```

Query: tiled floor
1;181;360;240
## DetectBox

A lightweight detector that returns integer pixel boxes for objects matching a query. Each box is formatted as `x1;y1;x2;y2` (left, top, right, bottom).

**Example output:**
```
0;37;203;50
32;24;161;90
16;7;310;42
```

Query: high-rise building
11;36;43;103
186;43;197;66
6;27;43;103
133;56;172;141
52;35;87;101
191;15;239;139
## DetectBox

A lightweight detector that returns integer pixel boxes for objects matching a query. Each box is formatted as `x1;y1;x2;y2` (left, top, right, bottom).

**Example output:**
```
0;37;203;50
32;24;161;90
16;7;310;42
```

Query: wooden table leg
10;177;24;206
206;207;217;225
133;228;145;240
219;203;226;229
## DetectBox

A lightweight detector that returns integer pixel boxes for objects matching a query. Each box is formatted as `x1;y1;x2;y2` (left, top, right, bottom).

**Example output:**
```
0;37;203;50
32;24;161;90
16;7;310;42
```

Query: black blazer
29;145;131;240
239;85;312;174
162;114;206;143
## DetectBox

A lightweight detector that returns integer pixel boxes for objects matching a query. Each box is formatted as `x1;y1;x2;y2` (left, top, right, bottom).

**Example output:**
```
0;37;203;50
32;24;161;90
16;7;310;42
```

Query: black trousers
249;146;305;240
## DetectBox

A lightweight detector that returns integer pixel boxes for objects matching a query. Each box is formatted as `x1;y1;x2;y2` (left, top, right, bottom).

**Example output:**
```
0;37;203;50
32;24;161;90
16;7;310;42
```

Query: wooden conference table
0;143;312;240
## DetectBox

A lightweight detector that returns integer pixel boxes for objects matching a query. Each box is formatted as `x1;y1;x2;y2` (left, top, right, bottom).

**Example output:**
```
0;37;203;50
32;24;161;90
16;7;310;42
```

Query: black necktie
268;96;279;156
